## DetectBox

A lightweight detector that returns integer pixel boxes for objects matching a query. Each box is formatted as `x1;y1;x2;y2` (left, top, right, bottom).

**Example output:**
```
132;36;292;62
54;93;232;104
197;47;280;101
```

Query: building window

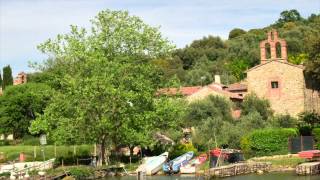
271;81;279;89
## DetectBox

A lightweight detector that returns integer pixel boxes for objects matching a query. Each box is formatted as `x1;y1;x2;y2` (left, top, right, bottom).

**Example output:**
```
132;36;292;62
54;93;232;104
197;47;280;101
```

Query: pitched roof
158;82;243;100
206;84;243;99
246;60;304;73
225;83;247;91
157;86;202;96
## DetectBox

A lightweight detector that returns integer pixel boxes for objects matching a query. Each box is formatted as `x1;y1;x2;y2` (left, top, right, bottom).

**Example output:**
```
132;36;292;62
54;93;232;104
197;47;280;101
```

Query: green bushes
241;128;298;157
312;128;320;149
170;143;197;159
68;166;94;179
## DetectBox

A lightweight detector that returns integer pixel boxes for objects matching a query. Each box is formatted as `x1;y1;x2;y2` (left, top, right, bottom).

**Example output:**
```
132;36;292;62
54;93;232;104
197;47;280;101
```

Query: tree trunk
129;146;134;166
97;138;106;167
100;140;106;166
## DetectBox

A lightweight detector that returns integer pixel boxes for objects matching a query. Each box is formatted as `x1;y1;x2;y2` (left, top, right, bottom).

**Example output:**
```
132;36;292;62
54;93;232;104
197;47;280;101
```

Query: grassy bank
249;154;306;170
0;145;93;162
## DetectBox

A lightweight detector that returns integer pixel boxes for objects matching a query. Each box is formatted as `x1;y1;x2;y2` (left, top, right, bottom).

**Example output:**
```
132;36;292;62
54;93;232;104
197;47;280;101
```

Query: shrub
0;140;10;146
298;125;312;136
170;143;197;159
241;93;273;120
68;166;94;179
271;114;297;128
0;172;10;177
241;128;298;157
312;128;320;149
21;135;40;146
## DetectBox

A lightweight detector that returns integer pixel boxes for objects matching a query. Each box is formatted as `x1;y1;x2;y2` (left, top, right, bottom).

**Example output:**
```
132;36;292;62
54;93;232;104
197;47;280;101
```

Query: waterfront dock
295;162;320;175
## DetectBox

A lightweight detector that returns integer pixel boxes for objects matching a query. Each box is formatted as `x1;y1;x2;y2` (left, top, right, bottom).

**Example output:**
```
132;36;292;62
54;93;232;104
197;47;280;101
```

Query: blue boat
163;151;194;174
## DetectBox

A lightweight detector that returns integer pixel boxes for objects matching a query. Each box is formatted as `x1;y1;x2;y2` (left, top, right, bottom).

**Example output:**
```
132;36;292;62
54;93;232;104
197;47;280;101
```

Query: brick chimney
214;75;221;84
259;29;287;64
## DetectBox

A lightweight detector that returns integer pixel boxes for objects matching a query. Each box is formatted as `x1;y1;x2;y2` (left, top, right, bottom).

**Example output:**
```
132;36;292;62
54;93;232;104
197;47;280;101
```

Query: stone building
158;29;320;117
246;29;320;116
0;72;27;96
13;72;27;85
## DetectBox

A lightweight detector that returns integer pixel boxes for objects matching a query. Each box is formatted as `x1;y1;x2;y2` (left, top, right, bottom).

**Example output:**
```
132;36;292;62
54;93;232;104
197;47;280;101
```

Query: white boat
136;152;168;175
180;154;207;174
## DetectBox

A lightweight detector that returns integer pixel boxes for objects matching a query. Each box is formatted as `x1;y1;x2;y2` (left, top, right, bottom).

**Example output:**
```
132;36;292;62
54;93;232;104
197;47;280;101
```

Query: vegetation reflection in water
100;173;320;180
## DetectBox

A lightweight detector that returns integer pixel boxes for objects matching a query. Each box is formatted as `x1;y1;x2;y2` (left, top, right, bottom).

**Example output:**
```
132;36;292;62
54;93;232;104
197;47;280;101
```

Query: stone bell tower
259;29;287;64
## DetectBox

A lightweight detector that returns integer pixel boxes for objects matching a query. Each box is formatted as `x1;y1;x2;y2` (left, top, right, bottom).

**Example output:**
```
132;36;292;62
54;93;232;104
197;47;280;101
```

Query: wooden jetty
296;162;320;175
207;162;271;178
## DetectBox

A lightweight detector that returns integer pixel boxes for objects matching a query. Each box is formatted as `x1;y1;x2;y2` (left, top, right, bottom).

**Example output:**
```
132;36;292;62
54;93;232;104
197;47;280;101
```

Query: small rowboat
298;150;320;159
136;152;168;175
163;151;194;174
180;153;207;174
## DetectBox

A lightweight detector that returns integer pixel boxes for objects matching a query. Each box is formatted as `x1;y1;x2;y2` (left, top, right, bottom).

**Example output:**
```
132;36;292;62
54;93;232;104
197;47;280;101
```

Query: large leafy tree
228;28;246;40
0;83;54;139
305;36;320;86
276;9;303;26
2;65;13;90
29;10;182;164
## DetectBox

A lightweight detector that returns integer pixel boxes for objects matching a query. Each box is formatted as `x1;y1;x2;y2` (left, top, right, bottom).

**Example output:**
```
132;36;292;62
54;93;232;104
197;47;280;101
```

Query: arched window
276;42;281;58
265;43;271;59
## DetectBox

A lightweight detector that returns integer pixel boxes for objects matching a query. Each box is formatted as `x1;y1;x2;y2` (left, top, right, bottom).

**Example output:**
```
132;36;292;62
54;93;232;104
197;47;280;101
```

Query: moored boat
163;151;194;174
136;152;169;175
180;153;207;174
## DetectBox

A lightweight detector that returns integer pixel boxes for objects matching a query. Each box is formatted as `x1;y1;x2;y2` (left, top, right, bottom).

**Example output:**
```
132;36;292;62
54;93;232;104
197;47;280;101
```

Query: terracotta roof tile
157;86;202;96
225;83;247;91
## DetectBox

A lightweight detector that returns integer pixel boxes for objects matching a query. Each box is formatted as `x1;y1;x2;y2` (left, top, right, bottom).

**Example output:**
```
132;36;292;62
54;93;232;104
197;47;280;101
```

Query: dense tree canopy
29;10;182;164
276;9;303;25
0;83;54;139
228;28;246;39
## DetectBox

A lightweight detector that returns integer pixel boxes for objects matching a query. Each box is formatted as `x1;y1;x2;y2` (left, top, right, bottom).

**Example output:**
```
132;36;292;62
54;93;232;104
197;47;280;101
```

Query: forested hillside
152;10;320;86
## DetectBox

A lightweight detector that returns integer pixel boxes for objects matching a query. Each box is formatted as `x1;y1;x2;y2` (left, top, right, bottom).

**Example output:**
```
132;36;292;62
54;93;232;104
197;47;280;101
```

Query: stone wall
247;61;305;117
304;87;320;114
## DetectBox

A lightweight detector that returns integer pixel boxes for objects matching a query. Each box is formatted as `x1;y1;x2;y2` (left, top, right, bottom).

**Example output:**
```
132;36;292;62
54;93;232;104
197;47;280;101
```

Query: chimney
214;75;221;84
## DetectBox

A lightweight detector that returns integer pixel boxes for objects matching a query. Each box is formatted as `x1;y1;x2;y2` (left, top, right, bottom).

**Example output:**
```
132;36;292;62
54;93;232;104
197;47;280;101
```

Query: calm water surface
101;173;320;180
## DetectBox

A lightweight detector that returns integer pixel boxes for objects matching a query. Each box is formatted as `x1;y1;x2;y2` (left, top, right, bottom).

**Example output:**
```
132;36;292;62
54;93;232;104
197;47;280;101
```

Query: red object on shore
298;150;320;159
210;148;221;157
19;152;25;162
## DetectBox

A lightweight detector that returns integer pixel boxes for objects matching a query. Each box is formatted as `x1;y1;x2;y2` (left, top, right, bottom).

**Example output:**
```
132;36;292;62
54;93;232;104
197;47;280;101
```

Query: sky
0;0;319;76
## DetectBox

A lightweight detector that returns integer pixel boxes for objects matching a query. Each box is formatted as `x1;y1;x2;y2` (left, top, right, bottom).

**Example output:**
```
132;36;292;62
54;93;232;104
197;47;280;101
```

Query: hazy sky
0;0;319;76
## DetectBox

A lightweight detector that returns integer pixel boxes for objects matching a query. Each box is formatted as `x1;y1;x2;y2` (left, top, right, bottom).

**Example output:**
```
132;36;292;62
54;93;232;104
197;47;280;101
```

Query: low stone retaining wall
296;162;320;175
207;162;271;178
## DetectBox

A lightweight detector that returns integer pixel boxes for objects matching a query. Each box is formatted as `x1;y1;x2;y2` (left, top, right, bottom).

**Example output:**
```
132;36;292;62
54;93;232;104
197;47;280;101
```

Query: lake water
101;173;320;180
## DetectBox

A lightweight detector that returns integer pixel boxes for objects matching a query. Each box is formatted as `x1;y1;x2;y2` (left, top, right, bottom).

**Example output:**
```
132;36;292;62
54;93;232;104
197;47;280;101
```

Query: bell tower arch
259;29;287;64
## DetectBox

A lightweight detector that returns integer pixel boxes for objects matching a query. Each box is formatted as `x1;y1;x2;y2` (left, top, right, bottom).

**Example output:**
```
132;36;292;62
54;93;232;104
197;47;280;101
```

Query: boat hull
163;151;194;174
180;153;207;174
136;152;168;175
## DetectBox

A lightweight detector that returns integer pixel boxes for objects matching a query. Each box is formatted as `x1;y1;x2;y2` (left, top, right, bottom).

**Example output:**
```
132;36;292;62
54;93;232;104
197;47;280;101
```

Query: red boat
298;150;320;159
180;154;208;174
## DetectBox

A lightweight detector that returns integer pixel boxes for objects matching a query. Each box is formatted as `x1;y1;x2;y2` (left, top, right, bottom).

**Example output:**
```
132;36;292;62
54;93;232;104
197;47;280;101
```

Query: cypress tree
0;71;2;88
2;65;13;90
